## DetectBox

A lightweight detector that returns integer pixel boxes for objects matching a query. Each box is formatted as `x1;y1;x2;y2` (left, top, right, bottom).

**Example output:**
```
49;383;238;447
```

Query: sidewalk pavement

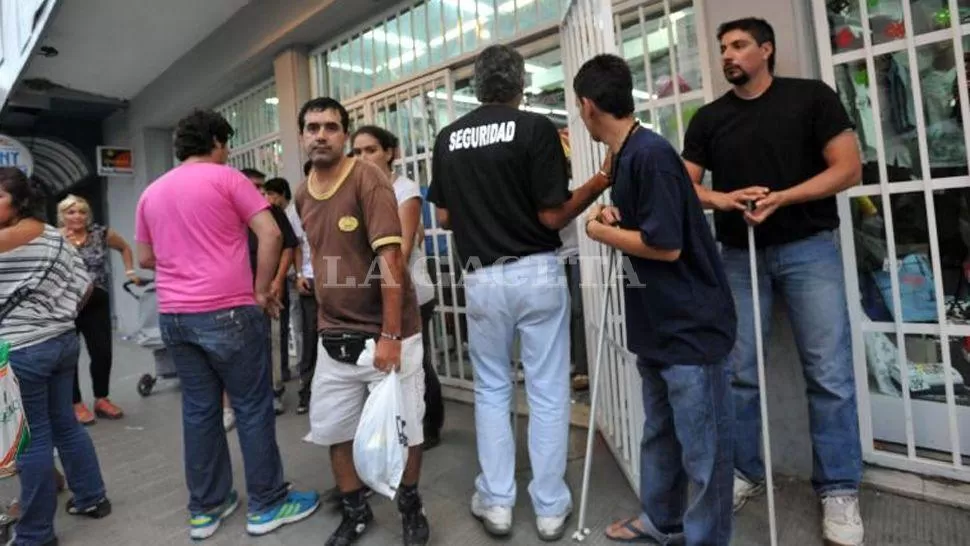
2;339;968;545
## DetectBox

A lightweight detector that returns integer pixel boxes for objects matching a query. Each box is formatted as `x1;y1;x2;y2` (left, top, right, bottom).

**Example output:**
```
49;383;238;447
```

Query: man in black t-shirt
577;54;736;546
682;18;864;546
426;45;611;541
243;169;299;416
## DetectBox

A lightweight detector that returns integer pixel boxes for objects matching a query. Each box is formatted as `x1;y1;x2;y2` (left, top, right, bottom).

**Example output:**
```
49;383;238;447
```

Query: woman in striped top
0;168;111;546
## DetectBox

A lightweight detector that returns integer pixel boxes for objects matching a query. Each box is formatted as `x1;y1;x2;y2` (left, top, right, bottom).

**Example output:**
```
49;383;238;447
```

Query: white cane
747;202;778;546
572;248;619;542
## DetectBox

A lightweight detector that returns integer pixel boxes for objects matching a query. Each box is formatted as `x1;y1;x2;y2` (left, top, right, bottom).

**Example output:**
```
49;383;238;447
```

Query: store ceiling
19;0;251;101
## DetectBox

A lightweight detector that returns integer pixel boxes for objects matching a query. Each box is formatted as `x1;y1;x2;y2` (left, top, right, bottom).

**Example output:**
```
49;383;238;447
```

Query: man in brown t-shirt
294;97;429;546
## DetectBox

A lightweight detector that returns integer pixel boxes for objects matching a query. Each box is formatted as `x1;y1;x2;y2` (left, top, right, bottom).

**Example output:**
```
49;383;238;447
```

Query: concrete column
702;0;820;98
273;47;312;190
104;118;173;332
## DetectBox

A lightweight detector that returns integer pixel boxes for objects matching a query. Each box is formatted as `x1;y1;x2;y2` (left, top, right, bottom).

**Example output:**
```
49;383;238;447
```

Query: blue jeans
465;253;572;517
159;305;287;515
11;331;106;546
636;359;734;546
721;230;862;495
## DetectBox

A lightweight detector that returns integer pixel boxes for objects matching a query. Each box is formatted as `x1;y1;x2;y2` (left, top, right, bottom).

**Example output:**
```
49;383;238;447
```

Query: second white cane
748;201;778;546
572;248;619;542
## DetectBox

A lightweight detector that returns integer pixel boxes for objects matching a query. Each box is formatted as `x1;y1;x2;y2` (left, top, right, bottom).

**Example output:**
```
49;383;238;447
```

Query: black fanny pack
319;330;376;365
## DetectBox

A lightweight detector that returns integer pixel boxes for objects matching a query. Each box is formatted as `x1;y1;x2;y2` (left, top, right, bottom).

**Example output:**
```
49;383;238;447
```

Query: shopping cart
123;279;178;396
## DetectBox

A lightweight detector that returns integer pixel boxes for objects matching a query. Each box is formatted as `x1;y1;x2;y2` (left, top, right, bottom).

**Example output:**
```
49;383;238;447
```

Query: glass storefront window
413;3;430;72
827;0;864;54
819;0;970;465
216;81;280;150
216;80;282;175
613;1;703;151
313;0;564;101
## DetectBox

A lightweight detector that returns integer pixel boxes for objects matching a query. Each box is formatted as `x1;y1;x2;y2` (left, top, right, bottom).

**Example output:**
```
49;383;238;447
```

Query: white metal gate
343;71;474;392
811;0;970;482
562;0;645;492
563;0;718;497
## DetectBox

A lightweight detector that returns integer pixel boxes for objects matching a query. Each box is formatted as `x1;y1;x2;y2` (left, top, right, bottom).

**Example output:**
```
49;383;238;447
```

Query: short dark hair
351;125;399;168
299;97;350;134
263;177;291;201
174;109;235;161
240;168;266;181
0;167;43;220
717;17;776;73
474;45;525;104
573;54;635;118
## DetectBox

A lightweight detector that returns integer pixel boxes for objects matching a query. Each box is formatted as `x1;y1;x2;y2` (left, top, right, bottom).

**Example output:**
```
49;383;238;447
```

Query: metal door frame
810;0;970;481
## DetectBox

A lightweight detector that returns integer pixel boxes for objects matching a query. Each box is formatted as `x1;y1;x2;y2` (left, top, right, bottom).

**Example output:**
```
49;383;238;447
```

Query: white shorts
304;332;426;447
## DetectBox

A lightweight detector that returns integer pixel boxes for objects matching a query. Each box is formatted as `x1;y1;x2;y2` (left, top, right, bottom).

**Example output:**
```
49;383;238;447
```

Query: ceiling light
265;97;280;105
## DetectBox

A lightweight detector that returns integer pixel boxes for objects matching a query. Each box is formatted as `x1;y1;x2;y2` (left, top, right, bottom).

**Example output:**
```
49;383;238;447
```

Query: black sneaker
325;492;373;546
398;486;430;546
326;486;374;511
297;396;309;415
66;497;112;519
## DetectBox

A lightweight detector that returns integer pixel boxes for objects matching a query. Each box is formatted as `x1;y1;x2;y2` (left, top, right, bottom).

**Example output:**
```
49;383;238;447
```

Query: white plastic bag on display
353;370;409;500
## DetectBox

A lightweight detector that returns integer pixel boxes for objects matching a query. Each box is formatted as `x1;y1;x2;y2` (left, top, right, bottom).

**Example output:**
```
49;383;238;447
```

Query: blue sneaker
246;490;320;536
189;490;240;540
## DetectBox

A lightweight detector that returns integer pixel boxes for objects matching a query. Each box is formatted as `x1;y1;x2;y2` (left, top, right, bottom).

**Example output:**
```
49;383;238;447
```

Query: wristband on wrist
380;332;403;341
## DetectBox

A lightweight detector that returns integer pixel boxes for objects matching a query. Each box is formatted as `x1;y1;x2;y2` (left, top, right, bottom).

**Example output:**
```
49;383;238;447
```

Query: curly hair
474;45;525;104
173;109;235;161
0;167;44;220
57;194;92;227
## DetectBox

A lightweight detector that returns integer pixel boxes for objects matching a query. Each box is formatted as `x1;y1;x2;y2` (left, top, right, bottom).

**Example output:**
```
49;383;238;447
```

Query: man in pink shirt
135;109;320;541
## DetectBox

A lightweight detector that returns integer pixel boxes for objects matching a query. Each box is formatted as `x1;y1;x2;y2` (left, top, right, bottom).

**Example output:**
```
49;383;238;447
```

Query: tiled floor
3;340;969;545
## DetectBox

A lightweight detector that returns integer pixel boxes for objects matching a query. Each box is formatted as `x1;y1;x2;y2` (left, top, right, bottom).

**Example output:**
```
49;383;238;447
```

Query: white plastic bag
353;370;409;500
0;341;29;471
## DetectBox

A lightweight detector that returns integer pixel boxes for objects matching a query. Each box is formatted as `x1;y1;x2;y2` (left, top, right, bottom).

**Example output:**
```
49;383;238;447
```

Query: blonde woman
58;195;140;424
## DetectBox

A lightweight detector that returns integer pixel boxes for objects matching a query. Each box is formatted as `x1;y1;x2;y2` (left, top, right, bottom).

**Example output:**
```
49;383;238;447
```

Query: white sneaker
470;493;512;537
223;408;236;432
822;495;864;545
536;509;572;542
733;474;765;512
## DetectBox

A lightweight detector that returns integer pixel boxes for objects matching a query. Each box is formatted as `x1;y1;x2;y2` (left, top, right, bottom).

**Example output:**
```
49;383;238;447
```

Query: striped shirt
0;226;91;350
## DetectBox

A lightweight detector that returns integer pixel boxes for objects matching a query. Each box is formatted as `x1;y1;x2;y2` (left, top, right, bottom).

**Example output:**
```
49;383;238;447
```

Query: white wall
0;0;60;108
102;109;175;332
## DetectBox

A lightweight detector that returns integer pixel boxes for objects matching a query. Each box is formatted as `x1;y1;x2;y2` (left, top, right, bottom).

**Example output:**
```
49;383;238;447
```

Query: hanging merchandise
933;8;951;29
885;20;906;39
863;331;967;396
871;254;938;323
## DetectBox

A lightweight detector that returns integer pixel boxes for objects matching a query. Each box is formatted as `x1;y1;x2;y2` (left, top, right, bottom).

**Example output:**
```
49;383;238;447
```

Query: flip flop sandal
605;518;664;544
